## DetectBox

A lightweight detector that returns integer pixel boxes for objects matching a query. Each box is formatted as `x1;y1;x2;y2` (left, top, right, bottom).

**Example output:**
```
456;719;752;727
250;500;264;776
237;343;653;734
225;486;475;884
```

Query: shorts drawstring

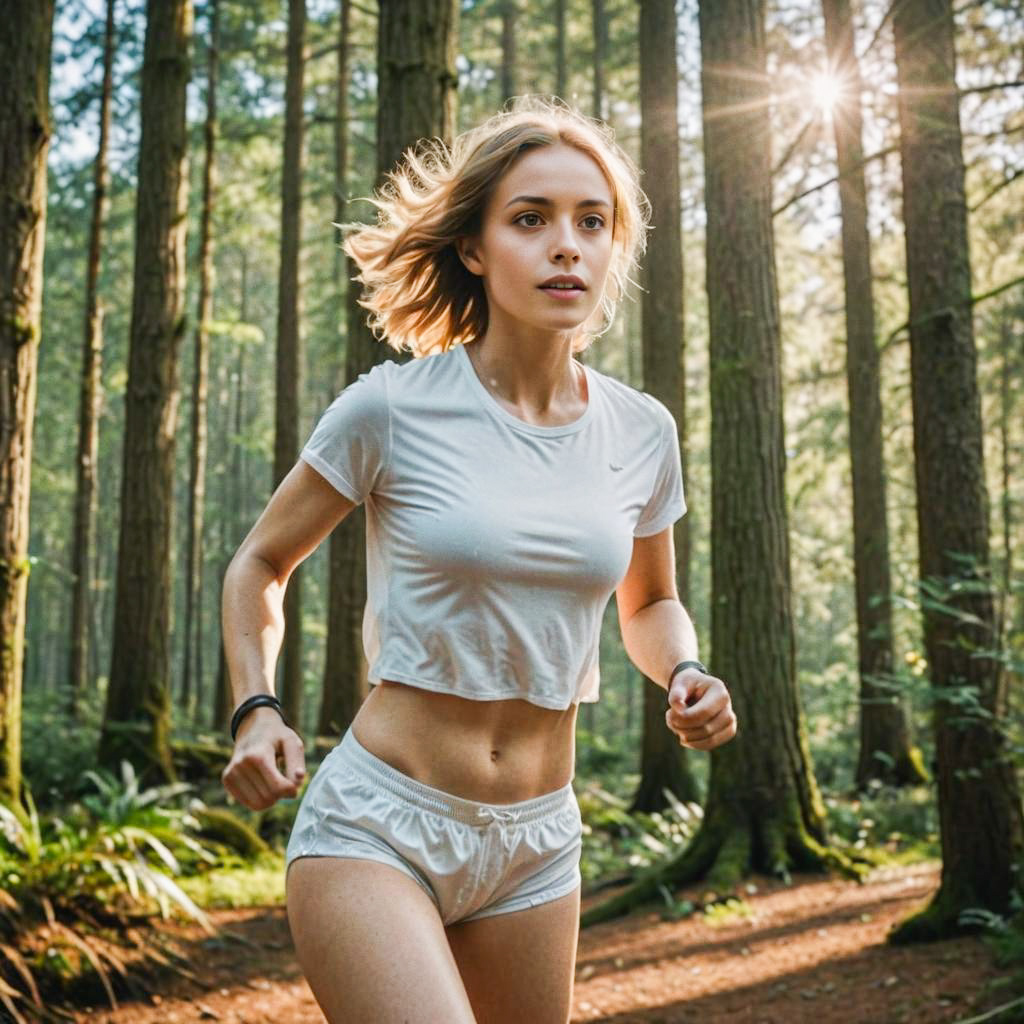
476;806;523;826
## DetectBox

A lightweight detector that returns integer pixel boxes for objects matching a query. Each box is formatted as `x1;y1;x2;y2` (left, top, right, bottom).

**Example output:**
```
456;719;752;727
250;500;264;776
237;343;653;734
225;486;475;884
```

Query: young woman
221;96;736;1024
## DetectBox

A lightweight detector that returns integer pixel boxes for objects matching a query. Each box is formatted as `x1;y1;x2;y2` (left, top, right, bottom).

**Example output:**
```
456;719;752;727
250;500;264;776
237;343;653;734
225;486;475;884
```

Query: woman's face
457;142;616;342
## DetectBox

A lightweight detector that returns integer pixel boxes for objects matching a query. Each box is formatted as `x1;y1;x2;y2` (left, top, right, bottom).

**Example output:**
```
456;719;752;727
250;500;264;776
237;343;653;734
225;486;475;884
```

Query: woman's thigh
287;856;477;1024
445;883;582;1024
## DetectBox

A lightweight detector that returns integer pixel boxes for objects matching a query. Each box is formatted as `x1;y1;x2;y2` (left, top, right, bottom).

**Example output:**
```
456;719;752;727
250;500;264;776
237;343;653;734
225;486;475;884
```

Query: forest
1;0;1023;1020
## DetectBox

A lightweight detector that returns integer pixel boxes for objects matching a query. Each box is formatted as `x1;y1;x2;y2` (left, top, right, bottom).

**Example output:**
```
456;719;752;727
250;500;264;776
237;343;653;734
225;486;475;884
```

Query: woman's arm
616;526;737;752
220;459;357;809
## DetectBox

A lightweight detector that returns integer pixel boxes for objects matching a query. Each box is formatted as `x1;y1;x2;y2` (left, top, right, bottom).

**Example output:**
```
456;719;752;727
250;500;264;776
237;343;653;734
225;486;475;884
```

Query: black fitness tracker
230;694;289;741
668;660;708;687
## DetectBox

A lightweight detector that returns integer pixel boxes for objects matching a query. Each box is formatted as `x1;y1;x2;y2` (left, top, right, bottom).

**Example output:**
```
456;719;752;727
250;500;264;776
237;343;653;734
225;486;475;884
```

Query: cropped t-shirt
300;342;686;710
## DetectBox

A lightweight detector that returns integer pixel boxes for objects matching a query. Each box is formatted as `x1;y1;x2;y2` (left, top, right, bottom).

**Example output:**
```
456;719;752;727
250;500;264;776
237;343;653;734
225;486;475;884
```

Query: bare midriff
349;679;579;804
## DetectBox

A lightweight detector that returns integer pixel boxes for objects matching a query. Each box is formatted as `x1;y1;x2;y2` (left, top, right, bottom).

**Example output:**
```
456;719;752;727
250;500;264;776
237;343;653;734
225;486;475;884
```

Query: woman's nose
550;223;581;261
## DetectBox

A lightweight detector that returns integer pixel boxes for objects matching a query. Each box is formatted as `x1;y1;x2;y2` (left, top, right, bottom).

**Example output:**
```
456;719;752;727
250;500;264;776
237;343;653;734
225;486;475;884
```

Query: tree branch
879;275;1024;355
772;145;900;217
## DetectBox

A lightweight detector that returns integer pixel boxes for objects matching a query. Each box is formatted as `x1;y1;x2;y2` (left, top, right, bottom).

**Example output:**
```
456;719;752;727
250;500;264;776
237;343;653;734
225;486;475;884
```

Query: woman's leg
287;857;478;1024
445;883;581;1024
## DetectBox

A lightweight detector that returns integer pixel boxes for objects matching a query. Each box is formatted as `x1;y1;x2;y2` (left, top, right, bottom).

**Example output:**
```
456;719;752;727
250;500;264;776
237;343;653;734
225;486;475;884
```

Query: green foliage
19;687;104;812
0;766;222;1017
824;782;939;862
578;778;703;890
176;851;286;910
193;806;269;858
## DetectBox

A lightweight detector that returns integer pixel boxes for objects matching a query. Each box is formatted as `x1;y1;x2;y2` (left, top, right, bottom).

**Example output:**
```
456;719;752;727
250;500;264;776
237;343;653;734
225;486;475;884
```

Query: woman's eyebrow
503;195;611;209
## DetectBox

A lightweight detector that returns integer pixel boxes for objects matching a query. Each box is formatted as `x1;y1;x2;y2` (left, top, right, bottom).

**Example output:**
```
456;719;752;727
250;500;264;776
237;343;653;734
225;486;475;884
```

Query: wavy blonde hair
339;95;651;358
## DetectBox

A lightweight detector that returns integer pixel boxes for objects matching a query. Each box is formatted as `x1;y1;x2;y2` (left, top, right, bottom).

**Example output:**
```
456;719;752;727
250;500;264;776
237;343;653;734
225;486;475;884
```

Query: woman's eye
515;212;605;229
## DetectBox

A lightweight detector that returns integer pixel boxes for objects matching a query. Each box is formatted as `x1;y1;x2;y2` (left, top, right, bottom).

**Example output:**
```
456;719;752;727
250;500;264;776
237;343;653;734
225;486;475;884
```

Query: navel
490;749;500;762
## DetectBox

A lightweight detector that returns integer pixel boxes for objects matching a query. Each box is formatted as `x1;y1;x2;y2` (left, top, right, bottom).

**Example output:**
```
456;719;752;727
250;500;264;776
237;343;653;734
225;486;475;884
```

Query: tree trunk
214;252;252;733
591;0;606;123
97;0;192;784
376;0;457;175
68;0;115;723
631;0;699;813
821;0;925;789
554;0;567;101
318;0;360;740
890;0;1024;942
276;0;307;734
319;0;459;742
182;0;219;723
582;0;858;929
0;0;55;804
500;0;518;105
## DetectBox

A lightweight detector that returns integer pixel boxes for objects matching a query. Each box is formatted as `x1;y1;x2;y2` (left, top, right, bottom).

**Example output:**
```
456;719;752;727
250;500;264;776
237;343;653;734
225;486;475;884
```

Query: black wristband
230;694;287;741
668;660;708;687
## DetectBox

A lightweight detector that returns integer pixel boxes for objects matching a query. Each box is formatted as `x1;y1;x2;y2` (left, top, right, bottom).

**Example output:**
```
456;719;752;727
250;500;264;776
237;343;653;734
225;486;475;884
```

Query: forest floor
65;860;1015;1024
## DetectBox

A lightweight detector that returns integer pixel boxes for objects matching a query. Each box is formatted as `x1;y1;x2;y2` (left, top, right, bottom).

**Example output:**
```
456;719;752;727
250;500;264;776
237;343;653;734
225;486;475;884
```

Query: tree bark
583;0;859;929
68;0;115;723
554;0;567;101
376;0;457;176
0;0;56;804
500;0;518;104
591;0;607;123
319;0;459;743
631;0;700;812
821;0;925;789
318;0;360;740
276;0;307;733
98;0;192;784
182;0;220;723
890;0;1024;942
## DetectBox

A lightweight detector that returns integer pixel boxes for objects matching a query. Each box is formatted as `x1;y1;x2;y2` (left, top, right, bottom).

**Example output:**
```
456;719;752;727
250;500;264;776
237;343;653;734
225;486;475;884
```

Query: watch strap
230;694;288;741
668;660;708;687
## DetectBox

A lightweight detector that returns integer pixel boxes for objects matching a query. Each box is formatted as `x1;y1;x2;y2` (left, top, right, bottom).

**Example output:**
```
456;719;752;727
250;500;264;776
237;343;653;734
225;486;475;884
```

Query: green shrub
0;764;220;1018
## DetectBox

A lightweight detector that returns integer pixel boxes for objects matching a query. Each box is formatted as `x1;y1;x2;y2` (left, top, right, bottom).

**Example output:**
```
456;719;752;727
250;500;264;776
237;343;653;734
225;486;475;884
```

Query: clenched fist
665;668;737;751
221;708;307;811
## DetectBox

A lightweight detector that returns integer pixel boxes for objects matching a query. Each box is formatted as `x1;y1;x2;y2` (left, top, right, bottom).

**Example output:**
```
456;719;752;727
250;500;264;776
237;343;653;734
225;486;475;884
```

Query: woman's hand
221;708;307;811
665;668;737;751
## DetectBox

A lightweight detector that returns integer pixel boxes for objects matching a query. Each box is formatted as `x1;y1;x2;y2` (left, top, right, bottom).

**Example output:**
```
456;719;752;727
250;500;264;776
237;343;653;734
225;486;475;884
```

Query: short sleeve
633;405;687;537
300;363;391;504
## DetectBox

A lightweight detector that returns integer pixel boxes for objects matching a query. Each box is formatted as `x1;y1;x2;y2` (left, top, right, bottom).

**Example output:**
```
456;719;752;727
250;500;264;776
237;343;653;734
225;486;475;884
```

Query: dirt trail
69;862;1008;1023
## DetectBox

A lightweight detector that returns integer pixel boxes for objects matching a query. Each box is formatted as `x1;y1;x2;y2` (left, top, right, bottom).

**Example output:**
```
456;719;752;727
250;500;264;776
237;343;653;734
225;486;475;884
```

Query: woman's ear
456;236;484;277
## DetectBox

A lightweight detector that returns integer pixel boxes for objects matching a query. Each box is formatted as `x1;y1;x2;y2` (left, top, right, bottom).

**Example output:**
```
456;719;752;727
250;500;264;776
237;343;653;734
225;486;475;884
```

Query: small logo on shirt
609;462;623;472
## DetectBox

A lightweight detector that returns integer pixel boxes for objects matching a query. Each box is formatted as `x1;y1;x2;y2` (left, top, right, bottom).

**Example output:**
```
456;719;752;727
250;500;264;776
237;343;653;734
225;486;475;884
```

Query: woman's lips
539;286;585;299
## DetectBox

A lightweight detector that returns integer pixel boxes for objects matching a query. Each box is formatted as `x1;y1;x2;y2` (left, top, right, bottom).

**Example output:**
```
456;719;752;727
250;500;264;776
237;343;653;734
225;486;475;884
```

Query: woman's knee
287;857;477;1024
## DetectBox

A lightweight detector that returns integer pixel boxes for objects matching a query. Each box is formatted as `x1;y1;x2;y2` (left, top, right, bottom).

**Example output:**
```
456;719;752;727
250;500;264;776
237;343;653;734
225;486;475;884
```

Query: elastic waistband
333;728;576;827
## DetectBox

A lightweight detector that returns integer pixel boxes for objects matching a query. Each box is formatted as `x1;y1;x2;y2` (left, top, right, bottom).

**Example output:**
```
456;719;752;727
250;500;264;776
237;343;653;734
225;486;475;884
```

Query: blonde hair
340;95;651;358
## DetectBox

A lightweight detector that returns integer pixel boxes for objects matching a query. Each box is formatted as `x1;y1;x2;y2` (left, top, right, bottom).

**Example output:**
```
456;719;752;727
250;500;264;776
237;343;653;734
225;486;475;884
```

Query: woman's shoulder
587;363;674;430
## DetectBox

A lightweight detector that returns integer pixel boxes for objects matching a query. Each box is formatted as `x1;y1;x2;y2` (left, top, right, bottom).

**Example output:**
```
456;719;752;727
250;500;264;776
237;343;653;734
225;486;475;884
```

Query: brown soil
65;862;1011;1024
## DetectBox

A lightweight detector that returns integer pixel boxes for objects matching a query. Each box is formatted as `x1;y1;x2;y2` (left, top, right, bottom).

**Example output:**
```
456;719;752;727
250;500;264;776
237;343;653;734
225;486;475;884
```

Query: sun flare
810;71;845;115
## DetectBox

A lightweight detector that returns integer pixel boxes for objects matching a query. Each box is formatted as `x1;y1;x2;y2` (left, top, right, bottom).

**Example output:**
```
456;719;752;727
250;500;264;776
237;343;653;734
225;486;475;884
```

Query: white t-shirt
300;341;686;710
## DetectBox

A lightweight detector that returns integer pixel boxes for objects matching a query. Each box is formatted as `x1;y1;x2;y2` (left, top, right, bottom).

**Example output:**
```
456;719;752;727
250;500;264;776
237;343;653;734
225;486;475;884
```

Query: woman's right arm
221;459;357;810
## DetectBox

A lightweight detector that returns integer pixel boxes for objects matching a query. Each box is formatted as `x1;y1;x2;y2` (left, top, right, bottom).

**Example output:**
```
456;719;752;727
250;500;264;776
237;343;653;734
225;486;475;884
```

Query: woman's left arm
615;526;738;752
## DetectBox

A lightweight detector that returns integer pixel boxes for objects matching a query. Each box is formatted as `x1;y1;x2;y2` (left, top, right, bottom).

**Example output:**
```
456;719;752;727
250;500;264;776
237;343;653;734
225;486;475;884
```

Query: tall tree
318;0;359;739
68;0;116;722
632;0;700;811
554;0;567;101
321;0;459;739
890;0;1024;941
97;0;193;782
591;0;607;122
583;0;854;927
821;0;925;788
276;0;307;732
500;0;519;104
182;0;220;723
0;0;56;803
